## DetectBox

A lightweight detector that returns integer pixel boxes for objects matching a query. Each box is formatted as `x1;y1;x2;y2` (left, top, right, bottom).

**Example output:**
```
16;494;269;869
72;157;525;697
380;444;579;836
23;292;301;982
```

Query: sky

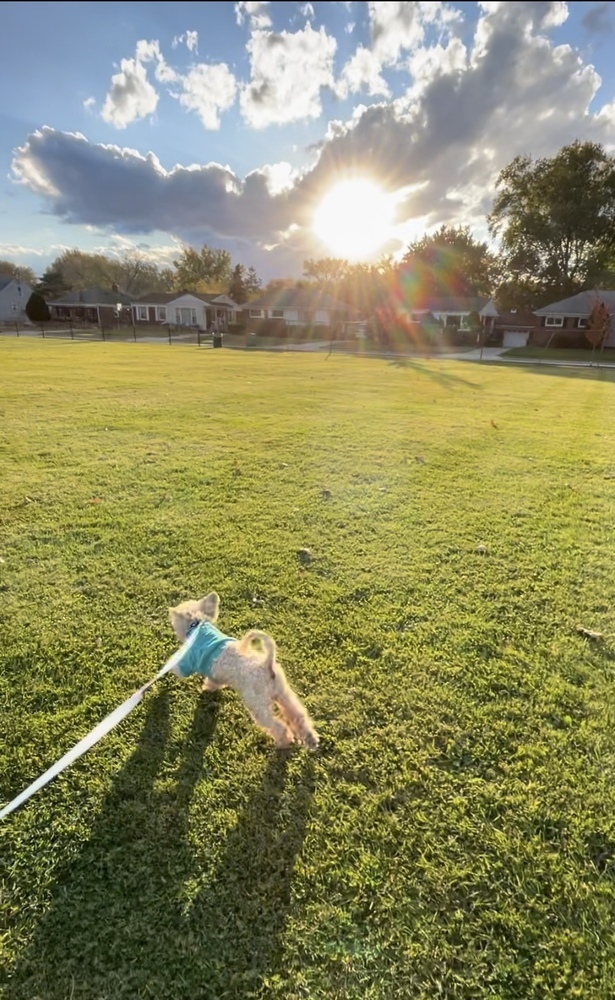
2;0;615;281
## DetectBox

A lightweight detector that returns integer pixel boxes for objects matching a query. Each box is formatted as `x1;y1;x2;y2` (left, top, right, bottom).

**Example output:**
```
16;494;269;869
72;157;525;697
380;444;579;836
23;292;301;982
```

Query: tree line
3;140;615;315
0;246;263;304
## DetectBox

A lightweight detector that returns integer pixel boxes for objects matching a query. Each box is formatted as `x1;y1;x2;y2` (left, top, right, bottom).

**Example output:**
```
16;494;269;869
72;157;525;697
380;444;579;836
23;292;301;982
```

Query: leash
0;628;200;822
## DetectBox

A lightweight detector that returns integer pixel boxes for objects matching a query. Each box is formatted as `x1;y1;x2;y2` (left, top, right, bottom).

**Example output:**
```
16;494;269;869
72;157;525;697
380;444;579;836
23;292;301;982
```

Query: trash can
213;333;223;349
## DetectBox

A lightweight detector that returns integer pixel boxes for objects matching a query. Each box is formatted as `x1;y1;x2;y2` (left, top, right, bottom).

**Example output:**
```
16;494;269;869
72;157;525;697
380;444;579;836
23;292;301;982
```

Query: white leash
0;628;200;822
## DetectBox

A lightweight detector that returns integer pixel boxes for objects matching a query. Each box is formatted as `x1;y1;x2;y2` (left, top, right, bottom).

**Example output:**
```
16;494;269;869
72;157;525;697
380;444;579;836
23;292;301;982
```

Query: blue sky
2;1;615;281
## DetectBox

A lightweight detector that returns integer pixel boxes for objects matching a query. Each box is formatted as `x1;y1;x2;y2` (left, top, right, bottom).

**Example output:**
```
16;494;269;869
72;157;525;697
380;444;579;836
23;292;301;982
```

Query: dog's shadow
4;686;315;1000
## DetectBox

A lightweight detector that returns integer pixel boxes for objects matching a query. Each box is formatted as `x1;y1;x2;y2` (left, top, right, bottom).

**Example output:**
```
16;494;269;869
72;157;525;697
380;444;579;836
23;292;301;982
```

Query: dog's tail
238;630;277;678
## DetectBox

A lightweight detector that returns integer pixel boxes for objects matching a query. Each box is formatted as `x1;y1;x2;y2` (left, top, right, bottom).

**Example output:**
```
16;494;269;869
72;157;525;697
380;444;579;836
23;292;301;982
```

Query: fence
0;321;220;347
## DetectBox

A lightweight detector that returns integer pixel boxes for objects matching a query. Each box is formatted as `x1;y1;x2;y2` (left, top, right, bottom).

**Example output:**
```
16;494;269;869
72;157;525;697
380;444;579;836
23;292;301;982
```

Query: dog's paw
303;730;320;752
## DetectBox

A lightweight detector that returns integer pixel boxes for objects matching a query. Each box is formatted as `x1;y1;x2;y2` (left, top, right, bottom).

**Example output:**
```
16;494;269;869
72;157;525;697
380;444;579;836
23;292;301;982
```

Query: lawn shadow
337;349;480;388
4;684;314;1000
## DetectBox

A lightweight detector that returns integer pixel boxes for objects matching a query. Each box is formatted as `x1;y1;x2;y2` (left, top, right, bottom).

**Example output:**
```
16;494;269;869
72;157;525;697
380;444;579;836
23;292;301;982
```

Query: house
479;300;541;348
49;287;133;326
242;287;352;328
533;290;615;347
0;276;32;323
409;296;489;328
132;291;239;329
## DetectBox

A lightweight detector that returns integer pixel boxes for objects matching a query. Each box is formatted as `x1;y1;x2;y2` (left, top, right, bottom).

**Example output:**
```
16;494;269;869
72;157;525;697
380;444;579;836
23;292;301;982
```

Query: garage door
503;330;529;348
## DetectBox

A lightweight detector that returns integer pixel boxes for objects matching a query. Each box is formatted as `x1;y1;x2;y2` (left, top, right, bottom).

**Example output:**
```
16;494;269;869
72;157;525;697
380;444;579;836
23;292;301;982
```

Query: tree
228;264;248;304
400;226;498;302
0;260;37;285
585;298;611;363
303;258;349;287
244;266;262;298
25;292;50;323
173;245;232;291
489;141;615;301
36;267;70;298
34;249;174;298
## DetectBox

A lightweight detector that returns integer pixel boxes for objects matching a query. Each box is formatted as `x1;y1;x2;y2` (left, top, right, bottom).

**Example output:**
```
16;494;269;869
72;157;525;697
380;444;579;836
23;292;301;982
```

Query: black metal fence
1;321;218;346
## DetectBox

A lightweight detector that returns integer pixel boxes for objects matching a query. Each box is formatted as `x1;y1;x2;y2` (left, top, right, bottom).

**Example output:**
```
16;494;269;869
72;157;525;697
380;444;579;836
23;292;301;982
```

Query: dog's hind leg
275;687;319;750
242;693;294;748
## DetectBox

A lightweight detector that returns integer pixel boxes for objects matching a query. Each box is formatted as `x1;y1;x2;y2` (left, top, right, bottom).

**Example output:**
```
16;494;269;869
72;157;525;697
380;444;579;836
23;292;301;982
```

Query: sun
313;179;394;260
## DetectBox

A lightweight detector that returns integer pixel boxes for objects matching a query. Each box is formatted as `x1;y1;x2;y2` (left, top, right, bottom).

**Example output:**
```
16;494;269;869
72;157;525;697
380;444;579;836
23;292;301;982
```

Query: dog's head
169;591;220;641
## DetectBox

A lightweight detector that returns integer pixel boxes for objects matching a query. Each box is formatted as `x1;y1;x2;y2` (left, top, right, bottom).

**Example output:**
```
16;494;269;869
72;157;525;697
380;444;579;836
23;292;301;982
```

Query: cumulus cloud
240;23;337;127
12;1;615;274
99;39;236;130
335;1;462;98
178;63;237;129
301;2;315;19
336;46;390;98
101;56;159;128
235;1;272;29
11;128;295;243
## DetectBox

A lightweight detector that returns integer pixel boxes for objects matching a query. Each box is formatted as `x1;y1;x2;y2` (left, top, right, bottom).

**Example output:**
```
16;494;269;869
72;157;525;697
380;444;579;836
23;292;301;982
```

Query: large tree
36;249;174;297
489;141;615;302
400;225;498;301
303;258;349;288
173;245;232;292
0;259;37;285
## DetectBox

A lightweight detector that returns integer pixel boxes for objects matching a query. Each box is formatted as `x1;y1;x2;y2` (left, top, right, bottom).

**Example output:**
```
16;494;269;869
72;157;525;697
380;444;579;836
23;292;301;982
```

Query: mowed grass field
1;340;615;1000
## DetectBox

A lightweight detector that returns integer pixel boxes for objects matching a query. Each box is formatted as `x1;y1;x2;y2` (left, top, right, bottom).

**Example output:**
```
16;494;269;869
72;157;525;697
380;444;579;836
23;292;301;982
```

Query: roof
494;311;539;329
133;290;237;306
427;296;489;314
243;286;351;312
51;287;133;306
0;276;14;293
534;290;615;316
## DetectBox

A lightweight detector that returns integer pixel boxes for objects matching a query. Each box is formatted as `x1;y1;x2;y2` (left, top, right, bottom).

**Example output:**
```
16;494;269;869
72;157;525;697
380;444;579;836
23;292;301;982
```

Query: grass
503;346;615;364
1;340;615;999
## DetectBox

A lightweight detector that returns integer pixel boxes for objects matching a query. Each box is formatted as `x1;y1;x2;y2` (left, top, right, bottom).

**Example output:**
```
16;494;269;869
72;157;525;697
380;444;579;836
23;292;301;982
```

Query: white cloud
83;96;96;111
336;46;390;98
240;24;337;127
0;243;45;258
101;56;159;128
178;63;237;129
235;1;272;29
172;30;199;53
301;2;315;19
369;1;462;66
99;39;235;130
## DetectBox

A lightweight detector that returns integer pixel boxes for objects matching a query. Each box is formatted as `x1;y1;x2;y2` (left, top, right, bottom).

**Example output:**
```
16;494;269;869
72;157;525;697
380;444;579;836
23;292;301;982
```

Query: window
315;310;328;324
250;309;263;318
545;315;564;327
577;317;587;328
445;314;462;327
156;306;167;322
17;285;22;297
137;305;148;321
271;309;284;318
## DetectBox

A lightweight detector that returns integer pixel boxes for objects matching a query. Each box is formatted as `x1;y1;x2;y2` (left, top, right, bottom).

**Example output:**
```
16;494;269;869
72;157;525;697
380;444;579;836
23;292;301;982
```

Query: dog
169;592;319;751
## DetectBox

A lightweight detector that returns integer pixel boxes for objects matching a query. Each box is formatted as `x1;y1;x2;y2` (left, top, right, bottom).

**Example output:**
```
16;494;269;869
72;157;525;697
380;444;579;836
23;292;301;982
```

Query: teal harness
174;620;234;679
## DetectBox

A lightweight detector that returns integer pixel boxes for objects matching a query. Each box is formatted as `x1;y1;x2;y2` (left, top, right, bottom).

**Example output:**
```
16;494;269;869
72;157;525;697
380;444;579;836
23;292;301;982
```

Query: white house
0;276;32;323
132;291;239;328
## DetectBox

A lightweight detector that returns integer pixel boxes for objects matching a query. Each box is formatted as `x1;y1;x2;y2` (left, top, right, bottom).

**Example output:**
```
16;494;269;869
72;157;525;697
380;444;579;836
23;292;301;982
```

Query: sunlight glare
313;179;393;260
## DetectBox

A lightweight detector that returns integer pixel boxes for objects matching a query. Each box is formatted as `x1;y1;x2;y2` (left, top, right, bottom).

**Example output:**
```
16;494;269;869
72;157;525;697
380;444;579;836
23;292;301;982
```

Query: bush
25;292;50;323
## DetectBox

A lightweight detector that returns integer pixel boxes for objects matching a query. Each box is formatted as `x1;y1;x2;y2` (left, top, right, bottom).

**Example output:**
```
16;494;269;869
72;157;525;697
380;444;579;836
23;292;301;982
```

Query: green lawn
1;340;615;999
503;346;615;364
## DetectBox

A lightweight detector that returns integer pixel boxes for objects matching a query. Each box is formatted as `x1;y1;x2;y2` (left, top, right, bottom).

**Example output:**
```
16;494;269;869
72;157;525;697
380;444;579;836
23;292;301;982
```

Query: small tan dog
169;592;319;750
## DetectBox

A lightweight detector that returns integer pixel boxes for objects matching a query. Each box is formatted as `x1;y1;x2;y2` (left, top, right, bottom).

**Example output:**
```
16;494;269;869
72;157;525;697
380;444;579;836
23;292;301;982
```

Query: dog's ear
198;592;220;622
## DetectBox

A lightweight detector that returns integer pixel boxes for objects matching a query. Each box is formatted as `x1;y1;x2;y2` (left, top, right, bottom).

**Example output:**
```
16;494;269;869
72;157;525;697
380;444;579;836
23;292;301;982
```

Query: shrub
25;292;50;323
